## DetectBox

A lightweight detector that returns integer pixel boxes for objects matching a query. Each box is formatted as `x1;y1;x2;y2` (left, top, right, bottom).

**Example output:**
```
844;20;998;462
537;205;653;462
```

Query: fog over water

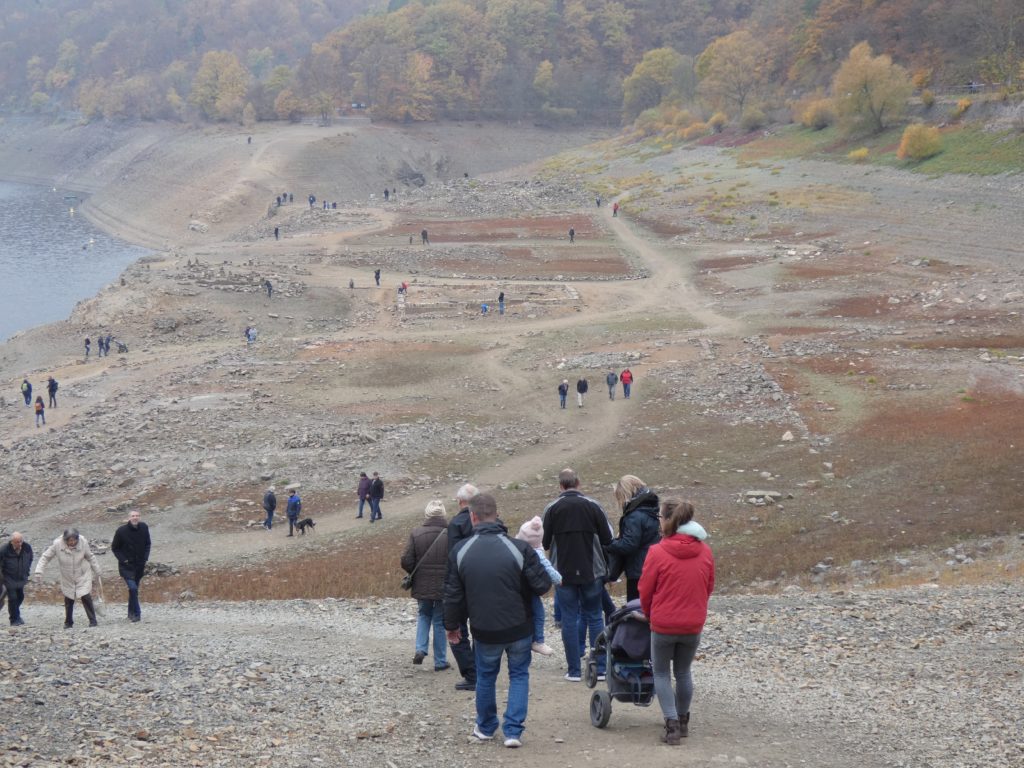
0;182;147;341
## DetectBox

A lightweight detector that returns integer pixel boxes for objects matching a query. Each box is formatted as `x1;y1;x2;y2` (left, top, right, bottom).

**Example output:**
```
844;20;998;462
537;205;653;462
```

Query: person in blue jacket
286;490;302;537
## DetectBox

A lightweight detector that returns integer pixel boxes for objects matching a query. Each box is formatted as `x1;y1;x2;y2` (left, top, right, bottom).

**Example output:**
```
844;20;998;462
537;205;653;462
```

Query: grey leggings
651;631;701;720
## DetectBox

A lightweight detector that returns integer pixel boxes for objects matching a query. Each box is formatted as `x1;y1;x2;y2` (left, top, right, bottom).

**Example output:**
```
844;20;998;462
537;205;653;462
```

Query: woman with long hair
606;474;661;601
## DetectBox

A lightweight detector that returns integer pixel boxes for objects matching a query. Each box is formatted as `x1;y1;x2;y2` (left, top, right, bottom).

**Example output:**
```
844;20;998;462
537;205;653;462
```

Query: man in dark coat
575;376;588;408
356;472;371;519
445;483;479;690
369;473;384;521
286;490;302;536
110;511;151;622
444;493;551;747
0;533;33;625
400;500;450;670
47;376;58;408
262;486;277;530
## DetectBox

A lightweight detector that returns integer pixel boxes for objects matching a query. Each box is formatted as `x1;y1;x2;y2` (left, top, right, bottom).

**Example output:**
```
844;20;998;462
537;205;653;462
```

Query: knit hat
267;486;275;492
516;516;543;549
424;499;446;518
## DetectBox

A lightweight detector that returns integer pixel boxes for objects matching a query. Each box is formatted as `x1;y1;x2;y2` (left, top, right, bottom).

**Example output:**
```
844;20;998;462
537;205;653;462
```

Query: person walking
0;533;33;625
605;475;661;601
262;486;277;530
620;368;633;399
557;379;569;409
369;472;384;521
356;472;371;519
575;376;588;408
111;510;151;622
444;493;551;748
612;202;619;217
542;468;612;682
384;189;390;202
498;291;505;315
639;498;714;745
421;229;429;245
265;279;273;299
568;227;575;244
46;376;58;408
606;370;619;400
400;500;450;671
34;396;45;427
84;337;91;358
273;226;279;241
515;516;558;656
20;378;32;406
446;483;479;690
374;269;381;286
285;489;302;536
35;528;102;628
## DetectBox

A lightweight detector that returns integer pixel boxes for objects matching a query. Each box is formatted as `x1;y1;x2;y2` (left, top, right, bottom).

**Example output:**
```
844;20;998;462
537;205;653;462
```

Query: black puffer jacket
400;517;448;601
444;521;552;644
605;489;661;580
0;541;33;589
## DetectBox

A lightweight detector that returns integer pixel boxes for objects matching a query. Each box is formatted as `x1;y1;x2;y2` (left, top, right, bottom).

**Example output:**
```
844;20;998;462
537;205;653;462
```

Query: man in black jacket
445;483;479;690
111;510;151;622
575;376;588;407
262;486;277;530
542;468;612;681
0;533;33;625
369;472;385;521
444;493;551;748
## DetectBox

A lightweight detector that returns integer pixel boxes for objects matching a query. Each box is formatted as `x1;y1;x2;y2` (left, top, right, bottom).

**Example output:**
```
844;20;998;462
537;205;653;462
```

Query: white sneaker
564;673;581;682
504;737;523;748
531;642;554;656
472;726;495;741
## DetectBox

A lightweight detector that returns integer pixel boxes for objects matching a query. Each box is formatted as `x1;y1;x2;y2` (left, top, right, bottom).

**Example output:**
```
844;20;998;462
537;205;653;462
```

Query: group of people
559;368;633;408
399;470;714;748
85;334;116;358
260;487;306;535
0;510;151;628
355;472;386;521
20;375;59;427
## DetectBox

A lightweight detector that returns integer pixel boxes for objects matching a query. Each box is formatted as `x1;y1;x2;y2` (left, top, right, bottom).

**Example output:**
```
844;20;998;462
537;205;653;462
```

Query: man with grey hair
444;493;551;747
446;483;479;691
0;532;33;625
543;468;612;682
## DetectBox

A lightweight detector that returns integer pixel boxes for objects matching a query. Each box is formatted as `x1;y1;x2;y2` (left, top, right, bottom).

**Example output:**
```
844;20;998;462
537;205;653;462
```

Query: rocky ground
1;119;1022;765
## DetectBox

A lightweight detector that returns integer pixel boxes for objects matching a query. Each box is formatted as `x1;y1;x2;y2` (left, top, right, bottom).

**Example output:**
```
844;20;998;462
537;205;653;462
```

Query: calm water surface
0;182;148;341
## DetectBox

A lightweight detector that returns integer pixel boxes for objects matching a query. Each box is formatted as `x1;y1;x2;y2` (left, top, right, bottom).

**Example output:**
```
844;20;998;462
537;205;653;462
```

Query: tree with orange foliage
831;42;912;135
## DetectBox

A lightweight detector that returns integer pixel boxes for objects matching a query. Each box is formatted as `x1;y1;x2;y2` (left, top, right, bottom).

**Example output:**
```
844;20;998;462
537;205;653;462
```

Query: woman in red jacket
638;498;714;746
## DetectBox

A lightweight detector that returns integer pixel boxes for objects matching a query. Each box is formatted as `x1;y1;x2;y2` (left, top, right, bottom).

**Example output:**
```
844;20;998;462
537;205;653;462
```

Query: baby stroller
584;598;655;728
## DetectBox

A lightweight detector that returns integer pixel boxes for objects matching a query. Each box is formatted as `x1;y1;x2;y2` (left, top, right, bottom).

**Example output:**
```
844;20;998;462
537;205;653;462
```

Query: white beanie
516;516;543;549
424;499;447;518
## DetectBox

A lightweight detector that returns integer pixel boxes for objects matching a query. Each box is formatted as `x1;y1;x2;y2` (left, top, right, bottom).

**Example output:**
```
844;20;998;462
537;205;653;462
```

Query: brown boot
662;718;681;746
679;712;690;738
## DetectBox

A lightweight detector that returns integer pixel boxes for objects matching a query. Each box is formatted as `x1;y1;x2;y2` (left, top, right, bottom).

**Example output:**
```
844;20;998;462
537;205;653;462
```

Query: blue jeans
498;301;505;315
474;634;532;739
531;594;546;643
263;509;274;529
651;631;701;719
369;498;382;520
124;576;141;618
357;497;367;517
559;394;566;409
556;581;605;676
416;599;448;668
623;382;631;398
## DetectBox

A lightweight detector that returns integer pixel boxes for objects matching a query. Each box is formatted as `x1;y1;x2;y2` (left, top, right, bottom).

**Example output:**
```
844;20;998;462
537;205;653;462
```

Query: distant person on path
374;269;381;287
568;227;575;244
274;226;279;241
639;498;714;745
542;468;612;682
265;279;273;299
47;376;58;408
605;475;661;602
606;370;619;400
596;196;602;208
105;335;114;356
369;472;385;521
309;194;316;208
516;516;559;656
481;303;489;315
289;193;294;203
620;368;633;399
444;493;551;748
613;202;619;217
446;483;479;691
35;528;102;628
20;378;31;406
34;396;45;427
421;229;429;245
111;510;151;623
247;136;252;145
286;490;302;536
558;379;569;409
84;337;91;358
384;189;390;202
575;377;588;408
262;486;277;530
356;472;371;519
0;532;33;626
400;500;450;670
498;291;505;315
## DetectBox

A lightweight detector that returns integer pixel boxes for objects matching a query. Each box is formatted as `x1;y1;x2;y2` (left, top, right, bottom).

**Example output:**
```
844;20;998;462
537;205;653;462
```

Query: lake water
0;181;148;341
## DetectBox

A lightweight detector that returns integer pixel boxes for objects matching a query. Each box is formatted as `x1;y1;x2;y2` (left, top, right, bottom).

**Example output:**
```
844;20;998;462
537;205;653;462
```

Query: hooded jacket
400;516;448;601
0;541;33;589
35;535;102;599
357;476;372;500
111;521;152;581
638;533;714;636
542;489;612;585
444;521;551;645
263;491;277;513
606;489;661;580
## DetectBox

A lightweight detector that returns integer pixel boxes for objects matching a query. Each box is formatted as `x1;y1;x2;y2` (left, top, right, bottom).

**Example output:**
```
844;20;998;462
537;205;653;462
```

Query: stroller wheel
584;660;598;689
590;690;612;728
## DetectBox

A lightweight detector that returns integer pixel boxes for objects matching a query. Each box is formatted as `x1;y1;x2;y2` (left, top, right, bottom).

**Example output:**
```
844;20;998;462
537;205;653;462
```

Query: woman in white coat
35;528;102;628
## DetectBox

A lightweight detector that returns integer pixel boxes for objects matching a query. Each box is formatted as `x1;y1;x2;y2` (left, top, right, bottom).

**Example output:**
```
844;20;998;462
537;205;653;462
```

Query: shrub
920;89;935;108
799;98;835;130
672;109;695;127
708;111;728;132
952;98;971;119
848;147;869;162
740;106;766;131
912;69;932;90
682;121;708;140
897;124;942;161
